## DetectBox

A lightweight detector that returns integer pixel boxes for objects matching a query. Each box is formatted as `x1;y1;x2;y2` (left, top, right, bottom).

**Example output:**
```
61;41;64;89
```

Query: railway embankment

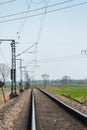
0;88;87;130
34;88;87;130
44;88;87;115
0;89;31;130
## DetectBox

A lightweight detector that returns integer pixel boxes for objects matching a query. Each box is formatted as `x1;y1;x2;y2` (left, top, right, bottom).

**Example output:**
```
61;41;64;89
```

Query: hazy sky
0;0;87;80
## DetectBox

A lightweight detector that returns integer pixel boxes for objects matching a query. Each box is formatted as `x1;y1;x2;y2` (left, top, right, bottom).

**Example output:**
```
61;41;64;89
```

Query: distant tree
0;63;10;85
61;75;71;84
41;74;49;88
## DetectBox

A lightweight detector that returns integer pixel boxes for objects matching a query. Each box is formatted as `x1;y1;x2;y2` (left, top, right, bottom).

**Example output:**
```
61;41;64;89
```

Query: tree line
31;75;87;85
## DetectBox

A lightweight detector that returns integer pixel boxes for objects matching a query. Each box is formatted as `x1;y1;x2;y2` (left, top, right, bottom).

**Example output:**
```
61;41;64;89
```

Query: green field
46;85;87;103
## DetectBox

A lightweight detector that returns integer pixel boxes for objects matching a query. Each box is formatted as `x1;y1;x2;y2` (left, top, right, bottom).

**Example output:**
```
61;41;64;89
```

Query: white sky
0;0;87;80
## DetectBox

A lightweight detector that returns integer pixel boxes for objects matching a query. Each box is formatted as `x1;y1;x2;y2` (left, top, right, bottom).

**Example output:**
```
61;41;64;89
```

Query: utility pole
21;67;29;89
27;71;31;88
21;66;26;89
28;78;30;87
26;71;28;89
16;59;24;92
26;71;29;89
0;39;18;98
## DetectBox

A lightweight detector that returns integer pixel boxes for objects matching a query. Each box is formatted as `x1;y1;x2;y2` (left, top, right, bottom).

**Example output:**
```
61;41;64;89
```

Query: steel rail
31;89;36;130
39;89;87;125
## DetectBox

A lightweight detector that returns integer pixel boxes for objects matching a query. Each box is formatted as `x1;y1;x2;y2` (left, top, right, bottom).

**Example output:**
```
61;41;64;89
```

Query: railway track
1;88;87;130
29;88;87;130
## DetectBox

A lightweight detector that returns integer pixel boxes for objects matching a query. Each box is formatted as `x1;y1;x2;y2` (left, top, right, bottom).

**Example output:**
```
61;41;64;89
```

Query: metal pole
27;71;28;88
0;39;18;98
10;41;14;97
10;40;18;98
19;59;23;92
23;67;26;89
26;71;30;88
20;59;22;83
16;59;24;92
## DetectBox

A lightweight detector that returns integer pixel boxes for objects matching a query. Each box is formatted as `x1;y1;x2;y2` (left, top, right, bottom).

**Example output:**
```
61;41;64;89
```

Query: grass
46;85;87;102
0;85;28;107
0;87;11;107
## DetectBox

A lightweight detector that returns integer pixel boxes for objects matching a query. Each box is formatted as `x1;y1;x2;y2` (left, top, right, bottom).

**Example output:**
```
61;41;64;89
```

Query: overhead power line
36;0;49;43
32;0;45;4
0;48;9;65
38;55;87;63
19;0;32;33
34;0;49;73
0;0;74;19
0;1;87;23
24;59;36;67
16;0;32;41
16;42;38;57
16;0;31;41
0;0;16;5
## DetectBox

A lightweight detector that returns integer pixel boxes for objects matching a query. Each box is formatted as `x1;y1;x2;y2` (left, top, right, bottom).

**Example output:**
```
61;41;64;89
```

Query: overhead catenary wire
33;0;47;67
17;0;32;38
16;0;32;42
0;1;87;23
34;0;49;75
16;42;37;57
0;0;16;5
0;48;10;66
0;0;74;19
36;0;49;43
16;0;29;40
38;55;87;63
32;0;45;4
24;59;36;67
19;0;32;34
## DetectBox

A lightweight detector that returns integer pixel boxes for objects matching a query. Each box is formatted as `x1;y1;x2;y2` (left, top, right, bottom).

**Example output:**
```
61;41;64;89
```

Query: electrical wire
0;48;10;66
16;0;32;42
0;0;16;5
16;0;29;39
0;0;74;19
34;0;49;75
32;0;44;4
0;1;87;23
16;42;37;57
38;55;87;63
36;0;49;43
17;0;32;38
24;59;36;67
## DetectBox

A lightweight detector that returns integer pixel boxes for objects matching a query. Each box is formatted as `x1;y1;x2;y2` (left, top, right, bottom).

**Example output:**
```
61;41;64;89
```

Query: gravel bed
0;89;31;130
34;89;87;130
44;89;87;115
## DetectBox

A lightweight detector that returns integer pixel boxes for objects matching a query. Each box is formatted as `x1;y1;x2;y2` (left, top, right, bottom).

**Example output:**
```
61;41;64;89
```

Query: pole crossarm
0;39;15;42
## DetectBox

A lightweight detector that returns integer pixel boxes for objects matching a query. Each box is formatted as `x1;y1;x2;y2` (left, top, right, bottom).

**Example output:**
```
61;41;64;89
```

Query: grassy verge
46;85;87;105
0;87;10;107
